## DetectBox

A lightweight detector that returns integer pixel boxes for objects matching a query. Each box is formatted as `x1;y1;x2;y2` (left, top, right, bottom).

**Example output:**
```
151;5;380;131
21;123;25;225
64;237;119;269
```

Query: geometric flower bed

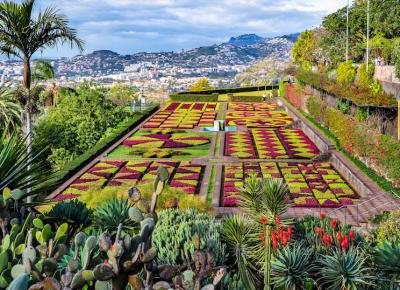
225;129;319;159
162;102;219;112
225;131;257;158
225;111;294;128
222;162;359;208
108;130;211;159
121;130;210;149
228;102;279;111
57;161;204;200
143;111;216;129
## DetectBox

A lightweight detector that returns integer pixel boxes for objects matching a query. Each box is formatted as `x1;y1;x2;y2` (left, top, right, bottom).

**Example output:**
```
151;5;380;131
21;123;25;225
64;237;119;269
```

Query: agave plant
374;242;400;288
45;199;93;236
222;215;261;290
94;197;136;234
271;242;315;290
317;248;373;290
0;128;52;197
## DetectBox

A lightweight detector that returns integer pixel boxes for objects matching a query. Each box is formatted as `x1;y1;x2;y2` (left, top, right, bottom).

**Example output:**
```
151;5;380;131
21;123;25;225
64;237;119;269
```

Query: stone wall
375;65;400;100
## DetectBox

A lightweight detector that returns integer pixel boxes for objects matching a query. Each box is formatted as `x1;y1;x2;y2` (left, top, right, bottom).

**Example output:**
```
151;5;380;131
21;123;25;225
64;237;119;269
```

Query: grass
107;130;212;159
214;133;220;157
206;166;216;206
282;96;400;196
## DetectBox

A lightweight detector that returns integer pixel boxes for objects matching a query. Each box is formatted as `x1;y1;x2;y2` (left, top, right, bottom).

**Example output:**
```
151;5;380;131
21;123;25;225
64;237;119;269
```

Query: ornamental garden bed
222;162;359;208
225;128;319;159
228;102;279;111
162;102;220;112
57;160;205;201
108;129;212;159
143;111;216;129
225;111;294;128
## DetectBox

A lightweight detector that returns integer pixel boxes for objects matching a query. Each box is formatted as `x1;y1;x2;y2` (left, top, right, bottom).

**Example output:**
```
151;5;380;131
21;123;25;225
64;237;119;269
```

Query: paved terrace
49;99;400;227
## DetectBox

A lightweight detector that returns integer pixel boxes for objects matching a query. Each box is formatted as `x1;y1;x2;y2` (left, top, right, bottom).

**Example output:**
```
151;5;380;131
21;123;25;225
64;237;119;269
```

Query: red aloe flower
260;234;266;242
315;227;324;235
287;226;293;239
349;230;356;240
337;232;343;244
341;240;349;251
260;217;268;224
104;260;109;265
320;212;326;220
330;219;337;229
283;232;288;246
323;234;332;247
275;215;281;225
271;230;278;249
278;228;283;242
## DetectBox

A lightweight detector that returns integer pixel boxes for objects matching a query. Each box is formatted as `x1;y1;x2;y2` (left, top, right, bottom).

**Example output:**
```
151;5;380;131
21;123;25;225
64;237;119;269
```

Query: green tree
109;83;138;106
337;62;356;87
34;84;130;170
0;0;84;170
189;78;212;92
292;30;318;64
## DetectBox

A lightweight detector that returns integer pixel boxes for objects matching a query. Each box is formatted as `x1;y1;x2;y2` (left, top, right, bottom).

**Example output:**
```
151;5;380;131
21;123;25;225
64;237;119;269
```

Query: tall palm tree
0;0;84;160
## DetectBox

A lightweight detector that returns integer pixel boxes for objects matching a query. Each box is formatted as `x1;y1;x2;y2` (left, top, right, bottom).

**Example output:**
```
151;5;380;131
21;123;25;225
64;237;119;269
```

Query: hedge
42;104;159;195
229;95;263;102
176;85;275;96
170;93;218;102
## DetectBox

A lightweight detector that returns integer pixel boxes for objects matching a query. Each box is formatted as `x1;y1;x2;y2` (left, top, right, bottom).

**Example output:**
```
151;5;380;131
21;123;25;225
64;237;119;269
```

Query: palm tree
0;0;84;161
32;60;59;109
0;86;21;131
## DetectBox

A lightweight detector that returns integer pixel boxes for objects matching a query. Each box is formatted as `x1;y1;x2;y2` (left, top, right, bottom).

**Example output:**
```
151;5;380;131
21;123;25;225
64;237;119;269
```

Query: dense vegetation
34;83;133;170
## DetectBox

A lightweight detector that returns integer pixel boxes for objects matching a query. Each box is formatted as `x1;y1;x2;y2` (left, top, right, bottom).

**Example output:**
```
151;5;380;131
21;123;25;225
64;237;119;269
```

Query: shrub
94;197;136;234
336;98;351;115
374;211;400;244
45;199;93;236
336;62;356;87
369;79;383;95
358;63;375;88
152;209;225;265
355;107;370;122
300;61;312;72
306;96;324;121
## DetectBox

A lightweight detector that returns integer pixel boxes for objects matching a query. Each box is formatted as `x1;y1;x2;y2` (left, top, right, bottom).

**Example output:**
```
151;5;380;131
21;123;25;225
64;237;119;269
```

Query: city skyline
29;0;350;57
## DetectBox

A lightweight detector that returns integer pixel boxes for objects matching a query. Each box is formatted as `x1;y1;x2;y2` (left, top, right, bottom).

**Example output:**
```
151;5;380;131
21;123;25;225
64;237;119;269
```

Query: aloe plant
317;248;373;290
271;243;315;290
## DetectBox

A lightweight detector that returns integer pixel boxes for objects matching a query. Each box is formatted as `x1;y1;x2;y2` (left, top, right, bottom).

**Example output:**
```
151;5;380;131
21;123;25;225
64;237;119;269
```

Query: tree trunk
24;59;33;203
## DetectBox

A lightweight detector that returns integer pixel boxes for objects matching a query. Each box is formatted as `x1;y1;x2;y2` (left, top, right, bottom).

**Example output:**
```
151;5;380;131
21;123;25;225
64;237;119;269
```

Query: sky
33;0;350;58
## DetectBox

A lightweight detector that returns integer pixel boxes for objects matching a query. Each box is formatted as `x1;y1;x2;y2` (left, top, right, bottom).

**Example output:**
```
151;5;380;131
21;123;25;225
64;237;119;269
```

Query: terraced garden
54;100;375;217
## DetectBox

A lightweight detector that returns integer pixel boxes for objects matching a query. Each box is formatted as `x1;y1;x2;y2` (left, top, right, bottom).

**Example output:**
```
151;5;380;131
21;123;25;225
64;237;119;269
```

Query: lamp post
346;0;350;62
366;0;370;70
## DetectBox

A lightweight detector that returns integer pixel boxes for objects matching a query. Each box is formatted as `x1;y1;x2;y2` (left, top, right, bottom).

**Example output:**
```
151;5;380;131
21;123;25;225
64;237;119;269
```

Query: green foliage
0;129;53;197
109;83;138;106
317;248;372;290
94;197;136;234
45;199;93;236
189;78;213;92
240;176;289;220
271;243;315;289
153;209;225;265
170;93;218;102
32;60;55;82
0;87;21;132
396;59;400;79
369;79;383;95
336;98;351;114
358;63;375;88
292;30;317;64
34;84;132;170
374;211;400;244
374;242;400;288
336;62;356;87
300;60;312;72
221;215;260;290
355;107;370;122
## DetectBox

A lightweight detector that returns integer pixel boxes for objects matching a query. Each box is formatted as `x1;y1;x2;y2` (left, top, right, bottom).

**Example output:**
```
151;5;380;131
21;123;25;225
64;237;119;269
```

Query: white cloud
36;0;350;57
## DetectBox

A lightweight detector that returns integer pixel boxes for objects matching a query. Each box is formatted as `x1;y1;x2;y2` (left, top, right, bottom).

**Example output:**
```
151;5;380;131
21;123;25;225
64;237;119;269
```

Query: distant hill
228;34;265;46
53;33;297;77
